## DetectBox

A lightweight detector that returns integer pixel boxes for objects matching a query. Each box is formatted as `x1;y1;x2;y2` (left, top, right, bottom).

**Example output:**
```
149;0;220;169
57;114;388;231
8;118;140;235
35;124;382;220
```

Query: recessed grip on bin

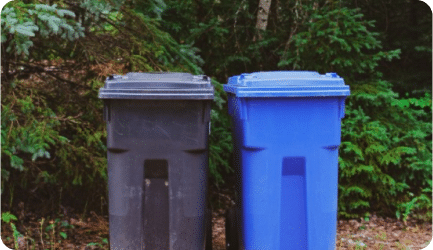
143;159;169;249
281;157;307;248
338;97;346;118
103;101;111;122
282;157;305;176
144;159;168;179
202;102;212;123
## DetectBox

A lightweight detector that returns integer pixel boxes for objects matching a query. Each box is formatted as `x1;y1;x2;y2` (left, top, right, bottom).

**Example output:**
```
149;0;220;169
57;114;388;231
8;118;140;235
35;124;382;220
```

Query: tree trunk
410;0;418;39
255;0;272;40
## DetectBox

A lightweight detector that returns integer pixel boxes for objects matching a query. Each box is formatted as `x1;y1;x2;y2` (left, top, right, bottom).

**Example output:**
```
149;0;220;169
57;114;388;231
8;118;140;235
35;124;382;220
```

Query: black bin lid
98;72;214;100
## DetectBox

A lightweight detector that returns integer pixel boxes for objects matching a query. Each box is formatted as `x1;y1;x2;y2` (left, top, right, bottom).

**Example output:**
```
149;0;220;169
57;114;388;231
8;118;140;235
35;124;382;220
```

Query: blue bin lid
223;71;350;97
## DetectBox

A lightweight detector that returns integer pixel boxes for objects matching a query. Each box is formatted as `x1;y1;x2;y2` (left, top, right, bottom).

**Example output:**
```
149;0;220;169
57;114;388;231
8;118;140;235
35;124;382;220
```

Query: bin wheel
225;208;239;250
205;208;212;250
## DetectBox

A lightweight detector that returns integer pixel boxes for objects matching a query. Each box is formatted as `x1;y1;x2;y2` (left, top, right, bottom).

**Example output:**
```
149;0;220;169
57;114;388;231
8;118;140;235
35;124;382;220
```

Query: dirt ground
211;209;432;250
209;186;432;250
1;187;431;249
1;208;431;250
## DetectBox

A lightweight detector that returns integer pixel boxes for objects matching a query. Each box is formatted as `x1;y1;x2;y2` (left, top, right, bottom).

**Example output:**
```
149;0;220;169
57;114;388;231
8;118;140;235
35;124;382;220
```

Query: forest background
1;0;431;228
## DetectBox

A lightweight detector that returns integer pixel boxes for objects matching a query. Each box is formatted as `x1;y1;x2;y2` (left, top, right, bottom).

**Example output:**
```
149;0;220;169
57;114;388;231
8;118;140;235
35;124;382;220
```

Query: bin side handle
104;100;111;122
338;97;346;119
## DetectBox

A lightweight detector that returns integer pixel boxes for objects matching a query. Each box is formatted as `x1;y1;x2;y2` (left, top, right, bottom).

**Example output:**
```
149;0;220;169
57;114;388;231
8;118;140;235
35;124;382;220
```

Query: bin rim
99;72;214;100
223;71;350;97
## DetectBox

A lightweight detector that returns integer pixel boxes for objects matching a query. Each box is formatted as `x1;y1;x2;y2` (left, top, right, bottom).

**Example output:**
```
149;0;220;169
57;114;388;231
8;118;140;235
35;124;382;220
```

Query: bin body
99;73;214;250
224;71;350;250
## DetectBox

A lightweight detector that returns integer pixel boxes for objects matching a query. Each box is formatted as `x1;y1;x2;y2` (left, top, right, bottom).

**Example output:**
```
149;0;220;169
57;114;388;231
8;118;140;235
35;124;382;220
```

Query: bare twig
6;61;77;86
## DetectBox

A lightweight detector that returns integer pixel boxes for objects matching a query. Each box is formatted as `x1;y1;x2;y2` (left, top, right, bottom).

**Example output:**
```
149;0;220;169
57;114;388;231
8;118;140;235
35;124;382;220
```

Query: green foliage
0;0;431;221
278;6;401;79
78;1;204;73
209;80;233;184
345;0;432;93
1;2;84;56
339;80;432;219
80;0;117;21
160;0;257;81
0;1;107;210
160;0;432;219
40;217;74;242
133;0;167;19
1;212;22;250
1;82;68;191
59;232;67;239
1;212;17;223
87;240;108;249
0;0;228;213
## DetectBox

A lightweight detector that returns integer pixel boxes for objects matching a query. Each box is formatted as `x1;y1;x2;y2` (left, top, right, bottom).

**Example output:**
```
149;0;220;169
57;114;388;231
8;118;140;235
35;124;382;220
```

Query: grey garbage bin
99;72;214;250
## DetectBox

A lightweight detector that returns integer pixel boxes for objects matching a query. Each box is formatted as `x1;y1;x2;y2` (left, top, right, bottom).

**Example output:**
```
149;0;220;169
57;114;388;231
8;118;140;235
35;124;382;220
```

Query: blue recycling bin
224;71;350;250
